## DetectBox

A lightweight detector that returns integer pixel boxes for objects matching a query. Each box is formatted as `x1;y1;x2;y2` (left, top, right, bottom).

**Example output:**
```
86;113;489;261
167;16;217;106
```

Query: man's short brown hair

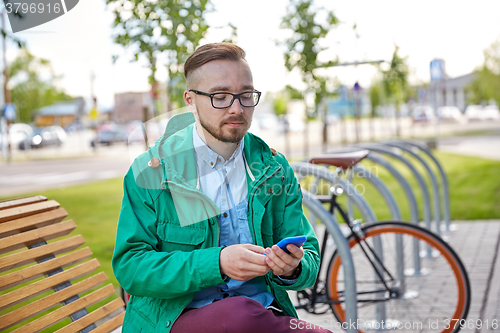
184;43;246;82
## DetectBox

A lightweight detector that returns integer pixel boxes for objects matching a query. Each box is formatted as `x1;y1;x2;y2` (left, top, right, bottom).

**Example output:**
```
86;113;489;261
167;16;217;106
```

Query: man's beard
198;112;250;143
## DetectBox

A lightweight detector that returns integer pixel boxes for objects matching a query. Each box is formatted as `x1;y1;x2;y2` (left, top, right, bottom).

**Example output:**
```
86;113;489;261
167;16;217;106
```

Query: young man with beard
112;43;331;332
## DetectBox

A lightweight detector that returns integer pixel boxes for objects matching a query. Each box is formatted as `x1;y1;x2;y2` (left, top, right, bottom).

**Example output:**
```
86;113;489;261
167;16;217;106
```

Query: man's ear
184;90;197;113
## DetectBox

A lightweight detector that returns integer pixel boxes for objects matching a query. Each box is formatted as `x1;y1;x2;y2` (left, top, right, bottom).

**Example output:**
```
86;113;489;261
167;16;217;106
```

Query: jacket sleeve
268;156;320;291
112;167;228;299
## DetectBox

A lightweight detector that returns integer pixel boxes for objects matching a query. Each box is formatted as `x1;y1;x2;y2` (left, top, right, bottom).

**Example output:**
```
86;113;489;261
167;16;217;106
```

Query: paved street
0;154;131;197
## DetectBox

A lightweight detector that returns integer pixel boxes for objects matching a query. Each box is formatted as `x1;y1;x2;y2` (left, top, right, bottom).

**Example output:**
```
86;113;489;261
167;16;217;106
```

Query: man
113;43;331;332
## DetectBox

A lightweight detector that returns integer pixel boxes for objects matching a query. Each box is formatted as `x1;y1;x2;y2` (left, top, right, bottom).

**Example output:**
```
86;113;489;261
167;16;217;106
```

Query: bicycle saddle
309;149;369;169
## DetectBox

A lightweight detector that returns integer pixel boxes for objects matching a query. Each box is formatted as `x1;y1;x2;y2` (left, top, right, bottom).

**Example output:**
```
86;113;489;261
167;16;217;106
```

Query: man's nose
227;97;244;114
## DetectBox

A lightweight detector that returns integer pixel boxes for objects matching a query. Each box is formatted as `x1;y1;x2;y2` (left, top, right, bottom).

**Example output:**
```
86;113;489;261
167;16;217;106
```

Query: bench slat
0;208;68;238
0;220;77;254
91;311;125;333
0;259;101;311
0;200;60;223
0;196;47;211
0;235;85;273
11;284;116;333
0;247;93;291
54;298;125;333
0;272;108;331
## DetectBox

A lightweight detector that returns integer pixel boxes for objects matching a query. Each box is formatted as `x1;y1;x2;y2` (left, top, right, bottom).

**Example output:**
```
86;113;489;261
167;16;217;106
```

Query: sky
4;0;500;109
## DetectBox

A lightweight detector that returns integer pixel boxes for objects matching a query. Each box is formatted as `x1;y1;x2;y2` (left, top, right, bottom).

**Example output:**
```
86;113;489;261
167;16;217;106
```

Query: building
429;73;476;111
34;97;85;127
113;92;154;124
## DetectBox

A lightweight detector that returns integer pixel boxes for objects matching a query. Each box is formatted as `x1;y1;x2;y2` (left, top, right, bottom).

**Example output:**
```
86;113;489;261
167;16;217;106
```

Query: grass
1;150;499;331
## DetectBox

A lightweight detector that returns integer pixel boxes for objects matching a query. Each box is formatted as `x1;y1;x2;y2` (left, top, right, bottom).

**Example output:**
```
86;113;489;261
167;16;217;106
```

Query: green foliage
106;0;212;109
381;46;410;109
9;49;72;123
466;37;500;106
279;0;339;117
273;94;287;116
369;80;384;117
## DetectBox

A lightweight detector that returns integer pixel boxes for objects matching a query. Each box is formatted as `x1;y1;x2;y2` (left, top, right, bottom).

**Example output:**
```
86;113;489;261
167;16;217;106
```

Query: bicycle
294;151;471;333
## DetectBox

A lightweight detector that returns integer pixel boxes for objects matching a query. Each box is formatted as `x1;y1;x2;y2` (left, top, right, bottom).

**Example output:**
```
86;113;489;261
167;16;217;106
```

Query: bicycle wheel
327;221;470;333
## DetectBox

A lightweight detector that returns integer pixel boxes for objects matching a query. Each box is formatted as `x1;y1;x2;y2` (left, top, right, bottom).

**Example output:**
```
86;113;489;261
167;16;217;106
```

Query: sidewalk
291;220;500;332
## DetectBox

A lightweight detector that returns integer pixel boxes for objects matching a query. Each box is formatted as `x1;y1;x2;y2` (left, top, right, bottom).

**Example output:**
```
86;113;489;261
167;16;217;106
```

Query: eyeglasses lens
212;92;259;108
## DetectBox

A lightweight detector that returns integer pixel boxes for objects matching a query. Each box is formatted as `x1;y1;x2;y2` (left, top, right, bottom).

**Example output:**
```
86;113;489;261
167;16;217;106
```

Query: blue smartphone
264;236;307;255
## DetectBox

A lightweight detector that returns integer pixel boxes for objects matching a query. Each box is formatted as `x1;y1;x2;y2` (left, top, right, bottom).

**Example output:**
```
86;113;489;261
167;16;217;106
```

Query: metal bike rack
292;162;377;223
354;143;433;232
403;139;452;231
384;140;442;235
351;164;402;220
301;190;359;333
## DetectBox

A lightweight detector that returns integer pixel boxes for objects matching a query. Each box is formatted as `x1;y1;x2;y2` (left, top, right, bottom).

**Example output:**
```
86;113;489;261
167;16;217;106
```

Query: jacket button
223;212;228;218
281;176;285;182
268;188;273;194
165;320;171;328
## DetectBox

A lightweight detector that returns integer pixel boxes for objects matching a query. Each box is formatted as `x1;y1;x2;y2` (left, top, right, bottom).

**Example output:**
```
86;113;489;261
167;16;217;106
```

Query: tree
381;46;409;137
466;37;500;106
279;0;339;153
106;0;213;112
9;49;72;123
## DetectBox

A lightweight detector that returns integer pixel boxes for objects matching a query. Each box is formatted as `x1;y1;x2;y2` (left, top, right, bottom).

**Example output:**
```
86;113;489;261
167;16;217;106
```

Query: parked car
91;128;128;147
412;106;436;123
19;126;67;150
464;105;483;121
481;105;500;120
0;123;33;147
437;106;464;123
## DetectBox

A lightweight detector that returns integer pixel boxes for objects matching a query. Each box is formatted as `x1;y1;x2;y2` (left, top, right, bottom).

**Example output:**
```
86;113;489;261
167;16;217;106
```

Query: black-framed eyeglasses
189;89;261;109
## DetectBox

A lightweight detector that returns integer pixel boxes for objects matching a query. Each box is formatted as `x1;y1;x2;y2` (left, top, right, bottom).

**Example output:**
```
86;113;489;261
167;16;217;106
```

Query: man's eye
214;95;230;101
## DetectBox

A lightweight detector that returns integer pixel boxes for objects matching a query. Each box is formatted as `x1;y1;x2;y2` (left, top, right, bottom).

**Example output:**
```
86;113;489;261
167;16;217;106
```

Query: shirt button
165;320;171;328
281;176;285;182
217;158;221;162
268;188;274;194
210;162;214;166
223;212;228;218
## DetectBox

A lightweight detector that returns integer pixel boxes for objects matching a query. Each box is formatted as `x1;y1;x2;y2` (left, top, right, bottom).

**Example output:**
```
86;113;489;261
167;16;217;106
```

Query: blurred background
1;2;500;331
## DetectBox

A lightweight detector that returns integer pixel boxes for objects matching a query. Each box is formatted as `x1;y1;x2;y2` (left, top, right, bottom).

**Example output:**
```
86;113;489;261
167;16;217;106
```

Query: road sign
430;59;444;81
3;104;16;121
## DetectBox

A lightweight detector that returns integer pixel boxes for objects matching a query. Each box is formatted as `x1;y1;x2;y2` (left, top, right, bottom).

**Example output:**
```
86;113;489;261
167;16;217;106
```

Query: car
481;105;500;120
0;123;33;147
464;105;483;121
412;106;436;123
91;128;128;147
19;126;67;150
437;106;464;123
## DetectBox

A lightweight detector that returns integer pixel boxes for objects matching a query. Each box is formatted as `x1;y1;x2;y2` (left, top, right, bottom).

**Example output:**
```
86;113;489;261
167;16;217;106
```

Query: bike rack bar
352;165;402;220
291;162;377;223
404;139;451;231
383;141;442;236
301;190;359;333
354;143;432;232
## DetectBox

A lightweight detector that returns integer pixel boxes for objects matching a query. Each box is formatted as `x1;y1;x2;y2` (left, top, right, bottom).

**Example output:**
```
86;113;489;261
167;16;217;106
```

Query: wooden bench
0;196;125;333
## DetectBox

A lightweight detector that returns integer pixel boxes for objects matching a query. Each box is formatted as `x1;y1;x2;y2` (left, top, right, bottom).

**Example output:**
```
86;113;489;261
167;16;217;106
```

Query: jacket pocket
157;222;206;252
123;305;157;332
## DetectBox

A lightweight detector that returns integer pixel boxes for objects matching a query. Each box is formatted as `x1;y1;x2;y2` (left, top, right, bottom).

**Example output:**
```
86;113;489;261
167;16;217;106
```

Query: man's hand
264;244;304;278
219;244;271;281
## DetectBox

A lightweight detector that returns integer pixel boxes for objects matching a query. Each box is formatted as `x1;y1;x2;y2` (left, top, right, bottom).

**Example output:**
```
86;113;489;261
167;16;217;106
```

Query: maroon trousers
171;296;333;333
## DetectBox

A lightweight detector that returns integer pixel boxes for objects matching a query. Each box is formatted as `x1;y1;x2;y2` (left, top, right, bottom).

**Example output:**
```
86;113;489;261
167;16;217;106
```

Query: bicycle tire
326;221;470;333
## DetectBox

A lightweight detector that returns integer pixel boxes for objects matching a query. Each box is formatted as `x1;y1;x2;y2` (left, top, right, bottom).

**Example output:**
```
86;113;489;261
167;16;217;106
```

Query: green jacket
112;112;320;332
